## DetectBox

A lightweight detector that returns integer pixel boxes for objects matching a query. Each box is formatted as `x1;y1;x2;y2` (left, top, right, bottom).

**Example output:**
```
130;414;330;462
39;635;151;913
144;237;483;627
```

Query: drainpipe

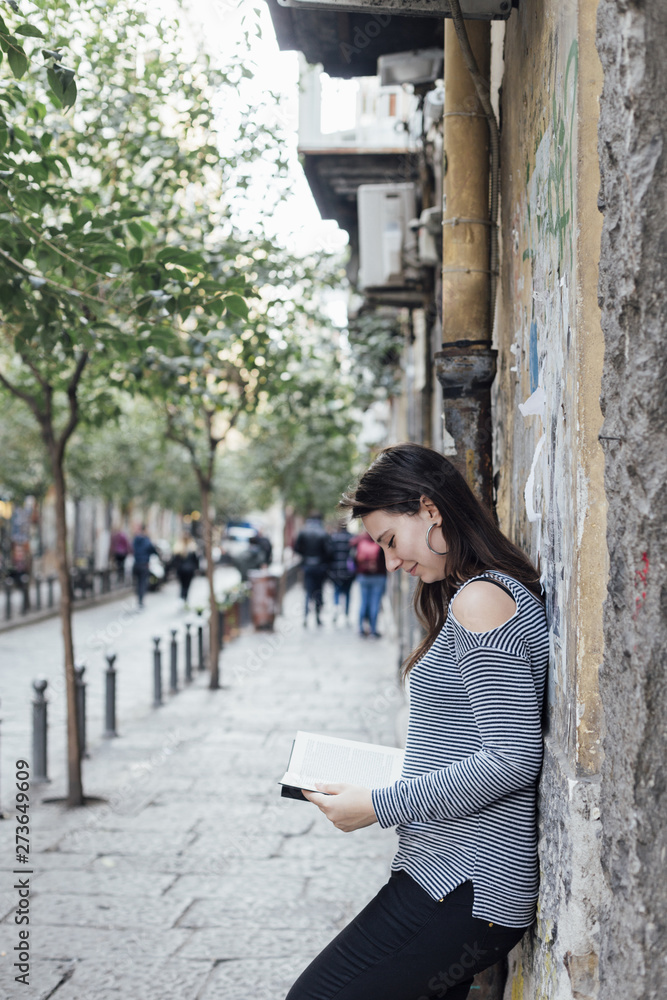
435;17;496;507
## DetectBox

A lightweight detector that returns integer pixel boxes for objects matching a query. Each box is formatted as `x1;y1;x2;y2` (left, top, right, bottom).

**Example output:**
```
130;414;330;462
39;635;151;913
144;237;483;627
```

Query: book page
281;731;404;792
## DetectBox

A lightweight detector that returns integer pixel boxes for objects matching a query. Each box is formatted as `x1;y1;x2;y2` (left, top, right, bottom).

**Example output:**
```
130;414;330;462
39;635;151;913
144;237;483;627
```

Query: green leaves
6;39;28;79
156;247;206;270
223;293;249;319
16;24;45;38
0;11;64;91
0;0;359;529
46;63;77;109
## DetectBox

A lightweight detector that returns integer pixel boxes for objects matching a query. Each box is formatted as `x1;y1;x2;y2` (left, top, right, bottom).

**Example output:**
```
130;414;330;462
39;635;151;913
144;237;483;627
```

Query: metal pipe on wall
436;17;497;508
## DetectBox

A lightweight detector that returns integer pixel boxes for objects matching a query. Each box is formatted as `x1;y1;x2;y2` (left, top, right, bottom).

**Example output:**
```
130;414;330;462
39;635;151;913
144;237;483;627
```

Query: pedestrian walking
109;527;130;582
172;533;199;606
327;520;356;624
287;442;548;1000
294;511;331;627
350;530;386;637
132;524;157;609
249;529;273;567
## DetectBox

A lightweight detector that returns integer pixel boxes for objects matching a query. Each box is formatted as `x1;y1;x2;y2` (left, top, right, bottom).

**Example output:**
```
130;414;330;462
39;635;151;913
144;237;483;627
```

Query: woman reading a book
286;442;548;1000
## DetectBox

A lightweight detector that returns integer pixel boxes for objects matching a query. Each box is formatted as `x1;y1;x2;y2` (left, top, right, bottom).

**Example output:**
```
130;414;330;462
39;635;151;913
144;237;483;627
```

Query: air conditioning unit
357;183;418;290
378;49;443;88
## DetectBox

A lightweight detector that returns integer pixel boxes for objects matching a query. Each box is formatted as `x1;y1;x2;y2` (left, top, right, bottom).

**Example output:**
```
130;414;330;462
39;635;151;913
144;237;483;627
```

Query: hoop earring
425;523;448;556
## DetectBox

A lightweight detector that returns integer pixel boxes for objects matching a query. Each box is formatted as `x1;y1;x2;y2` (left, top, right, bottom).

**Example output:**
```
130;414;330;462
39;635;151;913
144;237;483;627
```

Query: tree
346;308;405;406
0;393;51;505
134;265;276;689
0;0;249;805
242;346;361;518
64;398;201;516
132;221;346;686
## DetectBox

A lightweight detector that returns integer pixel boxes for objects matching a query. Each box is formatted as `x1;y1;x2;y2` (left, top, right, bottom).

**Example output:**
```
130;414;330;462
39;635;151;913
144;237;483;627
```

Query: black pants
303;565;327;618
134;565;149;606
285;873;528;1000
177;570;194;600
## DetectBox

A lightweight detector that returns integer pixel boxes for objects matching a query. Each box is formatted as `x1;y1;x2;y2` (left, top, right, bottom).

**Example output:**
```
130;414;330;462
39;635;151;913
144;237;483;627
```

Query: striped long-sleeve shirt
371;571;549;927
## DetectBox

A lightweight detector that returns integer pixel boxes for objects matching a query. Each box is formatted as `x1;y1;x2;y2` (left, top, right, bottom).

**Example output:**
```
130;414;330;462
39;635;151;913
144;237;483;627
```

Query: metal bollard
103;568;111;594
32;680;49;782
4;578;12;621
20;574;30;615
218;608;225;651
184;622;193;683
169;629;178;694
34;575;42;611
153;636;163;707
197;612;205;672
74;664;88;759
104;653;118;738
47;575;55;608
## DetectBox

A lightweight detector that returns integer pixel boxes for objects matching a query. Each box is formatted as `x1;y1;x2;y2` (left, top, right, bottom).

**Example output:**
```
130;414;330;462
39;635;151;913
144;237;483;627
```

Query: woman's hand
302;784;378;832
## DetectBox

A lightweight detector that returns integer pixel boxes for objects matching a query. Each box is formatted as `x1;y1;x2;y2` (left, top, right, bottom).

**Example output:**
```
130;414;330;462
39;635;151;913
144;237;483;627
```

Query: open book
280;731;405;801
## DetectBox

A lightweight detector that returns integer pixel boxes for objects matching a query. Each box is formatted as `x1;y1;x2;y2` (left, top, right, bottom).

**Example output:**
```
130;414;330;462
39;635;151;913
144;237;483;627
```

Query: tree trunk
199;478;219;688
51;450;83;806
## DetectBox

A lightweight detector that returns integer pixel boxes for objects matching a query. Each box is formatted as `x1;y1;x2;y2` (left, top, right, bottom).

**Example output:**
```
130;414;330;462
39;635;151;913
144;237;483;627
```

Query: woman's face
362;504;449;584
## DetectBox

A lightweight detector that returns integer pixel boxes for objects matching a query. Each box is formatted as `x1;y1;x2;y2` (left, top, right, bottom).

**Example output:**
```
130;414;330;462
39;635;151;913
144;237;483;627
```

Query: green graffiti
546;39;578;264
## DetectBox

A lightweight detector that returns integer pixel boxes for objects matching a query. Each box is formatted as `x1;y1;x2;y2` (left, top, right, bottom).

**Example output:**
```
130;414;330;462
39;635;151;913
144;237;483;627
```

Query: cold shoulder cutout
450;579;517;634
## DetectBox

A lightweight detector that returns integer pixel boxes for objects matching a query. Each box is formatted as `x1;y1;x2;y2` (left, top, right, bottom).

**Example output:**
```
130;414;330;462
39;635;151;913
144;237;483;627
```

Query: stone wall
596;2;667;997
493;1;607;996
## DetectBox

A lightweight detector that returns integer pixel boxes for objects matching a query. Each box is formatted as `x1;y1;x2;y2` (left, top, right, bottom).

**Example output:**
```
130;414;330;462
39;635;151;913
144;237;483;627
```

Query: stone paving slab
25;923;191;962
197;957;299;1000
26;890;187;930
0;583;403;998
162;872;300;903
0;958;75;1000
176;898;346;932
27;867;175;898
47;956;212;1000
175;924;334;961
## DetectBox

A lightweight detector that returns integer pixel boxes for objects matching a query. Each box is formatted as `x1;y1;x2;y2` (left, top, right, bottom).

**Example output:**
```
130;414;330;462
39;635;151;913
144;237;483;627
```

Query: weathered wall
493;1;607;996
596;1;667;997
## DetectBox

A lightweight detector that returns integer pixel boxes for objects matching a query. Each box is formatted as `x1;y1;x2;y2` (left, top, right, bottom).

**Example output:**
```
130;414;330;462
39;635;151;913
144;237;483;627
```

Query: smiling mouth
408;563;418;576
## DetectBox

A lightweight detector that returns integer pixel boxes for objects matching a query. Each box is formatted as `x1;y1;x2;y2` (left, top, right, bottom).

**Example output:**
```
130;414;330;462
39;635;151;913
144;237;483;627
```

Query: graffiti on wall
508;37;579;710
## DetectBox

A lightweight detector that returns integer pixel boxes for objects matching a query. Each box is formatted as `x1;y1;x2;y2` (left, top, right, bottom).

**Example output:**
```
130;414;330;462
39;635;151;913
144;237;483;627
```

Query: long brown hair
339;443;543;675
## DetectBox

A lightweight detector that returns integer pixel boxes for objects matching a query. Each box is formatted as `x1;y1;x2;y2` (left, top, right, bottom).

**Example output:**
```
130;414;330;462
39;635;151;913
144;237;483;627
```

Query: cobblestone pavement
0;568;241;799
0;579;403;999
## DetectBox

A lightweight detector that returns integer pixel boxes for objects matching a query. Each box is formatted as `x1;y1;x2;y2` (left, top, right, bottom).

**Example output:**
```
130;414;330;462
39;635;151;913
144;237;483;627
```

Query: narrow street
0;567;242;795
0;579;403;999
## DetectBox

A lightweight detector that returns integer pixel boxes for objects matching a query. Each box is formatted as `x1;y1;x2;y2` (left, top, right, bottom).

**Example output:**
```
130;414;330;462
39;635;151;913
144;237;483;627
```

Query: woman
327;520;356;624
172;534;199;605
350;529;387;637
287;443;548;1000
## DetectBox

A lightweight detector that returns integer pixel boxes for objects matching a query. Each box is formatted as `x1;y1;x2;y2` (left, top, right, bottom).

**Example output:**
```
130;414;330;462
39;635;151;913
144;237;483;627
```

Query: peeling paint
525;433;546;523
